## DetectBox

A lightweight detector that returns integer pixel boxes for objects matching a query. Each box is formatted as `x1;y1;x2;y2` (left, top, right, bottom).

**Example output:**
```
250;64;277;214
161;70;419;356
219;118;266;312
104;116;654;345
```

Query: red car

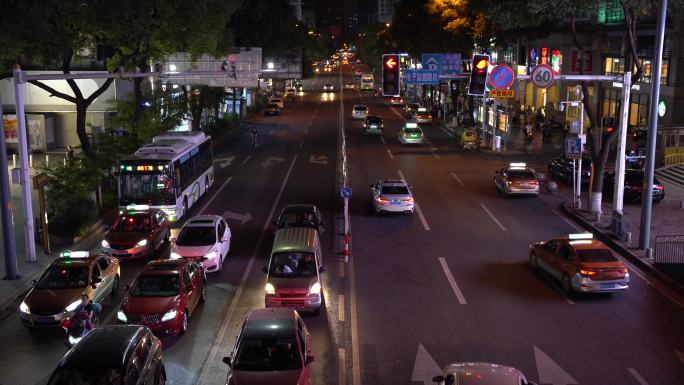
117;259;206;336
101;208;170;259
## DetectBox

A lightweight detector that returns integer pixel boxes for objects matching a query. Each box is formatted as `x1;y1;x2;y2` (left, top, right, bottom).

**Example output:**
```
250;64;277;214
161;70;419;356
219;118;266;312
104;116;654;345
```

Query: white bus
360;73;374;90
117;131;213;221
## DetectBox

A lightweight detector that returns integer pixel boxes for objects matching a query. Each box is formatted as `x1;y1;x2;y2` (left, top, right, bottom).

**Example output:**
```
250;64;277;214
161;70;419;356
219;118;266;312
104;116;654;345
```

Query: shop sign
490;89;514;98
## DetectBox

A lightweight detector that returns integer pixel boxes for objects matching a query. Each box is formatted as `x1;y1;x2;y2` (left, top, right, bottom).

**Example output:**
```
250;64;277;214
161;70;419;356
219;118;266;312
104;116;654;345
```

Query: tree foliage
229;0;303;56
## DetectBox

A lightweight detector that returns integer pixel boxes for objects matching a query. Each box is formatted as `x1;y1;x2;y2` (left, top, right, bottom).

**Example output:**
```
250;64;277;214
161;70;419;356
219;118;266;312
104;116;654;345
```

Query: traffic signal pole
0;92;19;279
611;71;632;238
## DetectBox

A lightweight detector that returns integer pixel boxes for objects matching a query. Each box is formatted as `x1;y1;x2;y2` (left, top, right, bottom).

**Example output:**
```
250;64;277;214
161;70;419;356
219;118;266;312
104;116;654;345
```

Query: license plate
112;250;128;255
36;316;56;323
600;283;615;289
391;199;401;204
370;125;377;128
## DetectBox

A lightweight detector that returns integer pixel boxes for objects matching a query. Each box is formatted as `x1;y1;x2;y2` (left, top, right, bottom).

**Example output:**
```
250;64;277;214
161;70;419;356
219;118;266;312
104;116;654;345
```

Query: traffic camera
382;54;400;97
468;54;490;96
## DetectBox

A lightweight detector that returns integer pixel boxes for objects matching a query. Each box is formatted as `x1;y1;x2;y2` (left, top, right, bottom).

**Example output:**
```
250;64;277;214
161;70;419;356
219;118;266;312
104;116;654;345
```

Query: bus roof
124;131;210;162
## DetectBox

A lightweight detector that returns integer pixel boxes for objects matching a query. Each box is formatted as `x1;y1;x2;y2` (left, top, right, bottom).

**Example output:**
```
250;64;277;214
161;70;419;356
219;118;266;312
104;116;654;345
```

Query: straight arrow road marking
309;155;329;165
214;156;235;168
438;257;467;304
387;149;394;160
411;343;441;384
449;171;465;186
222;210;253;226
480;203;507;232
627;368;650;385
261;156;284;168
534;345;578;385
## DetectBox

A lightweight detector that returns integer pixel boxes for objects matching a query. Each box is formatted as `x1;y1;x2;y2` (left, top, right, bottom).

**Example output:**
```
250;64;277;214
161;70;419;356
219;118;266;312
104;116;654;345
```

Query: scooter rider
73;293;102;326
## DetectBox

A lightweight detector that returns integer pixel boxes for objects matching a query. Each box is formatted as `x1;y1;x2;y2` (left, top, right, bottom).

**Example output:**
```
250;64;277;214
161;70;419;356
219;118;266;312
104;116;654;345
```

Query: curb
561;202;684;298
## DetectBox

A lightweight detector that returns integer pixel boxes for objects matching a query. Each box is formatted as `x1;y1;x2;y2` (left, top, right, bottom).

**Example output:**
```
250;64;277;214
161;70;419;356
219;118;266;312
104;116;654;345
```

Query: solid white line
242;155;251;165
196;156;298;384
438;257;467;304
415;203;431;231
348;251;361;385
380;136;386;144
339;261;345;278
198;177;232;215
339;348;346;385
449;171;465;186
480;203;507;232
627;368;650;385
338;295;345;322
430;148;441;159
386;149;394;160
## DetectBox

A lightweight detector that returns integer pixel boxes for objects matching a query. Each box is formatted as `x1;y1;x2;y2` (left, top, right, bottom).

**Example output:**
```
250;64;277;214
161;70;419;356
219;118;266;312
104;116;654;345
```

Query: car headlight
68;335;82;346
101;239;110;248
20;301;30;314
205;250;219;260
117;310;127;323
265;283;276;295
65;300;81;312
170;252;182;259
309;282;321;295
161;309;177;322
136;239;148;247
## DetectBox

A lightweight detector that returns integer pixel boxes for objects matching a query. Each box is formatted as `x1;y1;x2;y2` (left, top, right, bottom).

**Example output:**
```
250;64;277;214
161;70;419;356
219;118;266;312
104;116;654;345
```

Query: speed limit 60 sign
531;64;555;89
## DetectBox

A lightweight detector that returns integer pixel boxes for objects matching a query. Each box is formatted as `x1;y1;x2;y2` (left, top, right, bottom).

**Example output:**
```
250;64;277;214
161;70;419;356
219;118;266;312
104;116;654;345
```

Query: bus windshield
119;172;176;205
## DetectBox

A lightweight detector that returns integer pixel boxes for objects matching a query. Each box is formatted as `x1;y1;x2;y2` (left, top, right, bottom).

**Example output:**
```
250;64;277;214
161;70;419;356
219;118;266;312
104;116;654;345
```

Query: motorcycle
60;309;95;349
525;131;534;143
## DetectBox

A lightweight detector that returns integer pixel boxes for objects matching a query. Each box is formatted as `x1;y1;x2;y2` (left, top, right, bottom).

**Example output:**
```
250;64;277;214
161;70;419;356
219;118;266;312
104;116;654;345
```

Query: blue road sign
422;54;443;71
340;187;353;198
440;53;462;78
489;64;514;90
404;69;440;85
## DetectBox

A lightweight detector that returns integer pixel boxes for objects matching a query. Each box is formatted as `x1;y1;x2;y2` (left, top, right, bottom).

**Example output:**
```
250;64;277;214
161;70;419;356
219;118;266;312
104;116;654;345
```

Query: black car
603;169;665;203
547;154;591;184
46;325;166;385
362;116;384;134
274;204;324;233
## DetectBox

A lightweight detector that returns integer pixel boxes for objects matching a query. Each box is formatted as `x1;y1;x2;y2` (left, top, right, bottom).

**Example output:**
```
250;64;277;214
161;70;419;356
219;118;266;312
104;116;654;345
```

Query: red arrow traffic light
385;57;397;69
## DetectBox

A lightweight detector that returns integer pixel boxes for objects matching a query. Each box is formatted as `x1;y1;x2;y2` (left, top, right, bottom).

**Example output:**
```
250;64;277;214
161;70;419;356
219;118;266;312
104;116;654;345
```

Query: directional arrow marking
411;343;441;384
309;155;329;165
261;156;284;168
215;156;235;168
222;210;253;226
534;345;578;385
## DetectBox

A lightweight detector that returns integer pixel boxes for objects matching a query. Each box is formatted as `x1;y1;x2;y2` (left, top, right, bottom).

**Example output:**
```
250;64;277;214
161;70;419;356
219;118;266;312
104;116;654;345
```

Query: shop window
640;59;669;85
604;57;625;75
629;94;649;127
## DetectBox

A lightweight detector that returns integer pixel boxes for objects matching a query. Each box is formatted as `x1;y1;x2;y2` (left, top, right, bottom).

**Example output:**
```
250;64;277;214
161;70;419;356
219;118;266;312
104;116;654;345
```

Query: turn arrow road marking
411;343;441;384
534;345;578;385
261;156;284;168
215;156;235;168
222;210;253;226
309;155;329;165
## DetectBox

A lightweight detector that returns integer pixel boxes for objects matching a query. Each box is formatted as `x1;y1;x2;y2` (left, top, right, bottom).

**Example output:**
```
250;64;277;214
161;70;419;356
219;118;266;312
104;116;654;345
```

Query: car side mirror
169;237;176;244
432;375;445;383
124;284;130;291
261;266;268;274
306;355;315;364
222;356;232;367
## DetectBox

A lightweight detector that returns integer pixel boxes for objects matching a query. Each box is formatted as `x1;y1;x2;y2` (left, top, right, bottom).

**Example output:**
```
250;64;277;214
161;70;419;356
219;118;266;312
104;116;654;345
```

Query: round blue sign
340;187;353;198
489;64;515;90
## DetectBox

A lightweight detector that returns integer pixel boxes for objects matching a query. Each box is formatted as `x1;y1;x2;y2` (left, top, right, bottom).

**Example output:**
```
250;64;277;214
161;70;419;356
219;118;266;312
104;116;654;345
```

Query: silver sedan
370;180;414;215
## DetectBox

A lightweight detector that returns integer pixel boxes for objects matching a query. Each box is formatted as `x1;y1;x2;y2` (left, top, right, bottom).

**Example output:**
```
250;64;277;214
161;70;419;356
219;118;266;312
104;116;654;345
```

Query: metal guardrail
654;235;684;264
665;153;684;165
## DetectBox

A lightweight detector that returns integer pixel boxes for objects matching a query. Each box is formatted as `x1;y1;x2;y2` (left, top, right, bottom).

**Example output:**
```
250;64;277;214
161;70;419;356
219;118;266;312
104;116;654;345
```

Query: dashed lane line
398;169;431;231
387;149;394;160
438;257;467;304
480;203;507;232
449;171;465;186
627;368;650;385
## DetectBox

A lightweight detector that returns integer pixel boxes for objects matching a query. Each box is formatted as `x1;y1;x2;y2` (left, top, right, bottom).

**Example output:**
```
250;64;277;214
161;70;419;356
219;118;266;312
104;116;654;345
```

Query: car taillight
376;196;389;204
579;269;597;277
530;181;539;186
656;185;664;191
402;198;414;203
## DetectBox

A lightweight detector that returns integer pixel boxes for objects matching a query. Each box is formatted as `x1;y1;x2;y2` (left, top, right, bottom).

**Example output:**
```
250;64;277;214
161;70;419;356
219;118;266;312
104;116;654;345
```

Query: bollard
29;154;33;168
626;231;632;244
12;154;17;167
343;233;350;263
45;154;49;167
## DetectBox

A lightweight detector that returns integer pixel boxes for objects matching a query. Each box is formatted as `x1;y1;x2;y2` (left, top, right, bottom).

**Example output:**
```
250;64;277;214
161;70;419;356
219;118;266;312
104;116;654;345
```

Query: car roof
243;308;297;339
144;258;188;271
380;179;409;187
53;252;105;267
58;326;145;369
272;227;318;254
445;362;525;385
558;238;610;250
183;215;221;227
366;115;382;120
281;204;317;213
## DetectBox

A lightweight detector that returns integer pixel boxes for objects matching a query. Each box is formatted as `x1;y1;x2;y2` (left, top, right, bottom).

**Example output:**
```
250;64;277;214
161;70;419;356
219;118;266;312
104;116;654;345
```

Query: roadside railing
665;153;684;166
654;235;684;264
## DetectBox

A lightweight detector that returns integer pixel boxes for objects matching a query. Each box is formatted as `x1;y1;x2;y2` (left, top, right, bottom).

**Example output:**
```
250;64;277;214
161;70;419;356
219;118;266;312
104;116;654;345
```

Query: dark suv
46;325;166;385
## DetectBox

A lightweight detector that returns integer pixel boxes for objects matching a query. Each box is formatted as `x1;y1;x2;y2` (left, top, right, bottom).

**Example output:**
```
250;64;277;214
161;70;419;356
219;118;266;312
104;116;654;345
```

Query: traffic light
468;54;490;96
382;54;400;97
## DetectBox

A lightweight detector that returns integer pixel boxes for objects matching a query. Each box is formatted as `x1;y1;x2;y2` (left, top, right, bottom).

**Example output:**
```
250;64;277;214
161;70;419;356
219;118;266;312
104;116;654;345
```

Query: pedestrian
66;145;74;161
535;109;544;130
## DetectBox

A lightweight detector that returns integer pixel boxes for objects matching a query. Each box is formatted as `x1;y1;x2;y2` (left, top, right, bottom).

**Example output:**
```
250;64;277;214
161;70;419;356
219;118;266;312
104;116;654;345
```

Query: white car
269;98;284;110
433;362;536;385
370;179;414;215
344;81;356;90
352;104;369;119
170;215;231;273
323;83;334;91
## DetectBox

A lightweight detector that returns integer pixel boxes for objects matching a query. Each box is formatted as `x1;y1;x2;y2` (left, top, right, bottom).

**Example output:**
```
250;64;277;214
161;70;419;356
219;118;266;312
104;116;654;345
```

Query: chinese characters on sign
440;53;462;78
489;89;514;98
404;69;440;85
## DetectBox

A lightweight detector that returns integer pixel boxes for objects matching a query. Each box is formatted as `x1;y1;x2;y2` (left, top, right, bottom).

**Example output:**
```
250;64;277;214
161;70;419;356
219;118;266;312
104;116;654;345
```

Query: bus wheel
183;197;188;217
205;177;210;192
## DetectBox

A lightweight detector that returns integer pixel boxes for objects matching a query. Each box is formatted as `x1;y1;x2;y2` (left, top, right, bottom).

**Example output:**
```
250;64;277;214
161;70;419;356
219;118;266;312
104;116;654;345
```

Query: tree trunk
75;101;92;158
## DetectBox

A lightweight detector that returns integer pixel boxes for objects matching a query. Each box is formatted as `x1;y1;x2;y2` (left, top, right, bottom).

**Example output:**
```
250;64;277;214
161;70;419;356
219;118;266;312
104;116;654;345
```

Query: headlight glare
136;239;148;247
117;310;127;323
265;283;276;295
205;250;218;260
65;300;81;312
309;282;321;295
170;252;182;259
101;240;110;248
161;309;177;322
20;301;30;314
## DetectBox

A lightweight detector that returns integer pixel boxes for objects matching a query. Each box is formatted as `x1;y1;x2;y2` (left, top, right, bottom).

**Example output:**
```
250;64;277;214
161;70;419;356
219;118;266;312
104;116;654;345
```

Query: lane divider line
449;171;465;186
195;156;298;385
430;149;441;160
338;295;345;322
480;203;507;232
339;261;345;278
627;368;650;385
198;177;232;215
339;348;346;385
299;139;304;148
386;149;394;160
242;155;251;165
438;257;467;304
396;169;430;230
380;136;386;144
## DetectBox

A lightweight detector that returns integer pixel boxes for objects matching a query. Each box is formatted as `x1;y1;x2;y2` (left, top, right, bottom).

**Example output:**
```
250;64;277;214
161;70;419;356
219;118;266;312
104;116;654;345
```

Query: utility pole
611;71;632;238
639;0;667;252
0;92;19;279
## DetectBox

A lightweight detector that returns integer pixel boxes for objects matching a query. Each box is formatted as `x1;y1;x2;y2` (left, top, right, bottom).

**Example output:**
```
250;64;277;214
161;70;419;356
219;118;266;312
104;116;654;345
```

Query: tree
355;23;391;73
429;0;681;214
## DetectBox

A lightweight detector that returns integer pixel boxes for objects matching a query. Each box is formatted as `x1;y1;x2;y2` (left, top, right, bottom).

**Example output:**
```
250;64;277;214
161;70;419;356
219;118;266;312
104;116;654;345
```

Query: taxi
414;107;432;124
20;251;120;327
398;122;424;145
101;206;170;259
529;233;630;294
493;163;539;196
433;362;533;385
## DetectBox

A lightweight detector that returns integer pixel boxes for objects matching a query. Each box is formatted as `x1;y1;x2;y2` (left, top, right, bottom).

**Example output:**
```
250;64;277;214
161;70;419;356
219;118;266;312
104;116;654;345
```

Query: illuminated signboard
137;165;154;172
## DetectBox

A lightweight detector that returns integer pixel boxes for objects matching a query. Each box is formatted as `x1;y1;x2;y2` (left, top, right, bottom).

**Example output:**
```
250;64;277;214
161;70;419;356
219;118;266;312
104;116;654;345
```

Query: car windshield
118;171;176;206
277;211;317;229
47;367;123;385
36;266;89;289
176;226;216;246
576;249;618;263
111;214;150;232
381;186;409;195
354;106;367;111
269;252;317;278
366;117;382;124
508;170;535;179
233;336;302;371
130;274;180;297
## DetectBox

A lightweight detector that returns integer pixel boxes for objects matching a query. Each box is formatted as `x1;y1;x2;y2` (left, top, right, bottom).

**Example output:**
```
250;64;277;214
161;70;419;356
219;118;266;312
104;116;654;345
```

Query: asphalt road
2;67;684;385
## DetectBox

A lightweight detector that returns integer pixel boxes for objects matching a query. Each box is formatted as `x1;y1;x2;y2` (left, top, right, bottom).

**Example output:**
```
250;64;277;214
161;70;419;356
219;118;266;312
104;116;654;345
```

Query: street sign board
440;53;462;78
565;137;581;159
489;64;515;90
32;172;48;189
421;54;443;71
531;64;555;89
404;69;440;85
340;187;353;198
490;89;514;98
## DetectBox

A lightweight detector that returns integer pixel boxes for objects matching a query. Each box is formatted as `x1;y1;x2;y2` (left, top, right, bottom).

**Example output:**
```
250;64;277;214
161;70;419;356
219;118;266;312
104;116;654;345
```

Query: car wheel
562;274;573;296
111;275;120;297
180;311;188;334
529;253;538;271
156;370;166;385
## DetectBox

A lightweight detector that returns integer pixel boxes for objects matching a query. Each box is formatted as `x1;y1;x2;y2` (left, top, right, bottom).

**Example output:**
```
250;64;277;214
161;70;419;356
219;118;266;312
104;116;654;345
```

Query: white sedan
352;104;369;119
433;362;535;385
170;215;231;273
